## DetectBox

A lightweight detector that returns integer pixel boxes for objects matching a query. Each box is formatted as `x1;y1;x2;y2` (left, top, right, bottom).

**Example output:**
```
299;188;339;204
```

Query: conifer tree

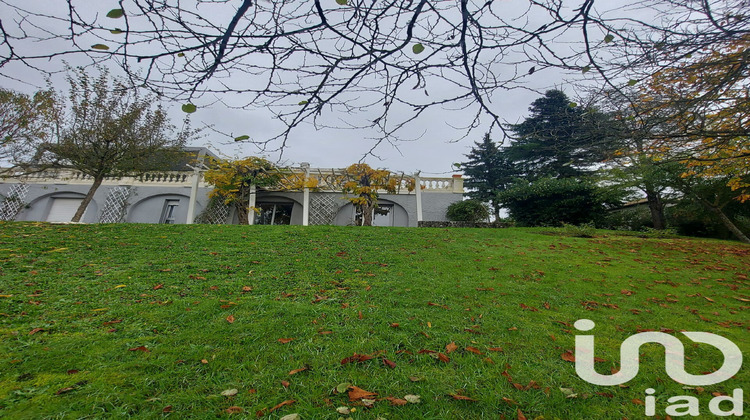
461;133;516;219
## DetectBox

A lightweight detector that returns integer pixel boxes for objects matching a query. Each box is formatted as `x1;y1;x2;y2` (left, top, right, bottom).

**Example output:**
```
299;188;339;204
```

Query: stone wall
418;221;511;228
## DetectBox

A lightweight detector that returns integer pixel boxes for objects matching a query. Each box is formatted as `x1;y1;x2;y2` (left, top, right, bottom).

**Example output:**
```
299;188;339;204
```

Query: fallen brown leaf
226;405;244;414
341;353;374;365
517;408;527;420
226;315;235;323
278;338;294;344
153;284;164;290
348;386;377;401
288;365;309;375
561;351;575;362
386;396;407;406
446;342;458;353
268;400;295;413
450;393;477;401
437;352;450;363
128;346;150;352
465;346;482;355
311;295;328;303
382;358;396;369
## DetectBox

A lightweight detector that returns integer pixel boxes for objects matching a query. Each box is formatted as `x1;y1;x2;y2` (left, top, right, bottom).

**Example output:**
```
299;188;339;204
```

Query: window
373;204;394;226
161;199;180;224
354;204;394;226
255;203;293;225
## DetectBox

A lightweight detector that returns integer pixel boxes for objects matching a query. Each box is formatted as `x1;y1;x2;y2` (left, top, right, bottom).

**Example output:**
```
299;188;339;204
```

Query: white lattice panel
310;194;339;225
99;186;132;223
0;183;29;221
196;200;230;224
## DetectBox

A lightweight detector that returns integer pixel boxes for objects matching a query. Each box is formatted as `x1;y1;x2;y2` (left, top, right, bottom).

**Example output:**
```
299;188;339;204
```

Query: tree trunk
644;187;666;230
71;176;103;222
361;202;374;226
697;197;750;244
235;204;249;225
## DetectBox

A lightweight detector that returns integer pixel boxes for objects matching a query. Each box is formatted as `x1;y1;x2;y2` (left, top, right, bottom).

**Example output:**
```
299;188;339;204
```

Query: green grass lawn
0;223;747;419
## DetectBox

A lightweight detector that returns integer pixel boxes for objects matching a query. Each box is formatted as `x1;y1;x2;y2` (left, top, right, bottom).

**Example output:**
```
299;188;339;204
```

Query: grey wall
126;186;210;224
0;182;211;224
9;183;104;223
421;192;457;224
334;198;410;227
0;181;461;226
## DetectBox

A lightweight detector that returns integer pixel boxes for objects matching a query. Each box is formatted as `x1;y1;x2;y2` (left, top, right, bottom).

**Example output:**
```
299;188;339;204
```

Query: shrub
666;200;750;240
600;205;654;231
446;200;490;222
498;178;613;227
562;222;597;238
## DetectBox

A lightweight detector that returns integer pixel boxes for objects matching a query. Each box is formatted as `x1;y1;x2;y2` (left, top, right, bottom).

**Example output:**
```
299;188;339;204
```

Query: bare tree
0;0;747;154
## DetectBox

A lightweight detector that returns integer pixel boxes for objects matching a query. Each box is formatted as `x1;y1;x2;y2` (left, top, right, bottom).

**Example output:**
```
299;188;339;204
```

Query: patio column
248;184;256;225
185;166;201;224
301;162;310;226
415;172;423;224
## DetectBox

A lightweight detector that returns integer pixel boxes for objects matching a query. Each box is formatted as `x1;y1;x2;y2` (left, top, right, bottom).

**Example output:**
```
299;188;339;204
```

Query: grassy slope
0;223;748;419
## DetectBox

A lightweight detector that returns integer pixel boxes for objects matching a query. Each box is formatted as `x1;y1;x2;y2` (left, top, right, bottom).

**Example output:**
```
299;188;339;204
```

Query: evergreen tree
461;133;516;219
506;90;618;179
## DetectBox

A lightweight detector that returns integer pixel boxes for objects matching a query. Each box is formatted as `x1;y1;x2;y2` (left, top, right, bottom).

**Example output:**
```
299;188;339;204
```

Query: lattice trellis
195;198;231;224
309;194;340;225
99;186;133;223
0;183;29;221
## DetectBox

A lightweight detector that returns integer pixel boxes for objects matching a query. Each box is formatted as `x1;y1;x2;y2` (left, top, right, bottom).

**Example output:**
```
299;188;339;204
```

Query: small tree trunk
71;177;103;222
361;203;374;226
644;188;666;230
235;204;249;225
697;197;750;244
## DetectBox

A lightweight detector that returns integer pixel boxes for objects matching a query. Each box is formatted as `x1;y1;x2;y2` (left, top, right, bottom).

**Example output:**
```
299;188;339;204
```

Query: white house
0;148;464;227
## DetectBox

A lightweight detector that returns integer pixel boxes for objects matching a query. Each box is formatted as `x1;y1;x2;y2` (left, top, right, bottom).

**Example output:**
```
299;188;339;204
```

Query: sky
0;0;615;176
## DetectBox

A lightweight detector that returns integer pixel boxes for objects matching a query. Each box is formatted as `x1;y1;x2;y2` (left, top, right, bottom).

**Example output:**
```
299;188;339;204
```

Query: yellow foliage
338;163;415;213
641;35;750;201
204;156;281;204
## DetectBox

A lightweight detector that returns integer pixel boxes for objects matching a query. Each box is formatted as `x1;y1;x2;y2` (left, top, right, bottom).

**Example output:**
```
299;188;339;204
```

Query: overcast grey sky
0;0;618;175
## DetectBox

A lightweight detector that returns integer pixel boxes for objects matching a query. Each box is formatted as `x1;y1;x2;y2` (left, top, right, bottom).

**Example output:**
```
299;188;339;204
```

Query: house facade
0;149;464;227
